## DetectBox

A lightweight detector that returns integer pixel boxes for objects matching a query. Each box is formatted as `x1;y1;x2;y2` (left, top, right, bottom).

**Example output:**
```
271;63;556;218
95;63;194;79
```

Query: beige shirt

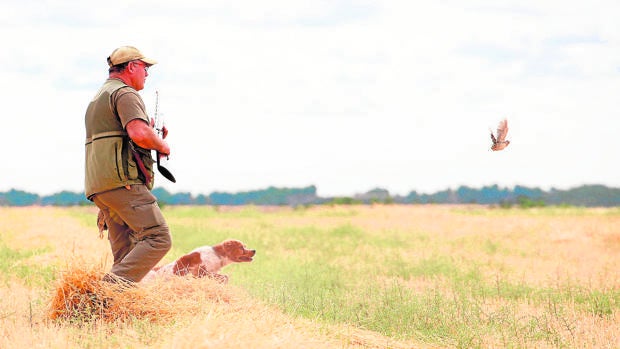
112;83;150;128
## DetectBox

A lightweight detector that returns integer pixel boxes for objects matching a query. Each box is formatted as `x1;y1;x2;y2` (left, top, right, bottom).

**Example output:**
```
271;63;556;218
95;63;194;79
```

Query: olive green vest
84;79;154;199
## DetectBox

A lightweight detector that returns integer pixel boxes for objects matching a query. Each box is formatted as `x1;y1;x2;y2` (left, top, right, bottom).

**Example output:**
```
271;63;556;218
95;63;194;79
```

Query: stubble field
0;204;619;348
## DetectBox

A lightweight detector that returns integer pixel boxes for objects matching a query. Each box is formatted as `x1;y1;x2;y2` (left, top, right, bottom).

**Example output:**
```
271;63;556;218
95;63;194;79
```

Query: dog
141;239;256;284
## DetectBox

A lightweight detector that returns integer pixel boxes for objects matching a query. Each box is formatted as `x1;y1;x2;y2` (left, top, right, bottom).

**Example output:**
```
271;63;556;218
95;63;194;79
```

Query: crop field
1;204;619;348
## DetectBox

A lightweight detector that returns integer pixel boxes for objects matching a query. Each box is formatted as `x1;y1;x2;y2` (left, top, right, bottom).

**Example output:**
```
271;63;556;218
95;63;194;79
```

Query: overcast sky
1;1;619;197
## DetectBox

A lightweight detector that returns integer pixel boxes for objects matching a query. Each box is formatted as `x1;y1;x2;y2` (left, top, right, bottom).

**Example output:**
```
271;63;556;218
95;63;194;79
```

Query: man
84;46;172;284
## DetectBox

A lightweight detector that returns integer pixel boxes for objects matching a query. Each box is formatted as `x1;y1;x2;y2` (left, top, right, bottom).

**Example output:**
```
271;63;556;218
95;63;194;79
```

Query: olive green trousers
93;184;172;282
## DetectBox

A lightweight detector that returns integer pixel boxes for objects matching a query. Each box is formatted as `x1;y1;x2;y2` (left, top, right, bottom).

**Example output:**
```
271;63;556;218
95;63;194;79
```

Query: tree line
1;184;619;207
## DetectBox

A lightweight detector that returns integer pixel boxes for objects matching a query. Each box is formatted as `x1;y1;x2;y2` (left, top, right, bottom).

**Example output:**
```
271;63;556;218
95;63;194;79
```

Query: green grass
168;206;619;347
0;239;55;286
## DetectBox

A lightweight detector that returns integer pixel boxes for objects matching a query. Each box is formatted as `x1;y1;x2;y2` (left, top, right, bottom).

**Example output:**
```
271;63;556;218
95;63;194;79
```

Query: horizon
3;182;616;198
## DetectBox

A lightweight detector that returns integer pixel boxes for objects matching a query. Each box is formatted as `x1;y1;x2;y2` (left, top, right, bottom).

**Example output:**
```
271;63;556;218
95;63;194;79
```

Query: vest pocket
85;137;129;193
126;144;139;181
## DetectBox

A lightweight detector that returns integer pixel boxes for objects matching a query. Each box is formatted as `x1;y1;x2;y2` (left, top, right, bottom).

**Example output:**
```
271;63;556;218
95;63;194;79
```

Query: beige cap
107;46;157;67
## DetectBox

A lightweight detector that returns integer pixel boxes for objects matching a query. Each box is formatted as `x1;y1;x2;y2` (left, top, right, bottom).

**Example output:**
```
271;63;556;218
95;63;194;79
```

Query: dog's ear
213;239;236;257
230;239;246;251
224;239;242;251
172;251;202;275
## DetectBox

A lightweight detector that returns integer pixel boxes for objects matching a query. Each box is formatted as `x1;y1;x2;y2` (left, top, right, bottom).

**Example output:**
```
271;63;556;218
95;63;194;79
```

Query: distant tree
41;191;90;206
152;187;173;203
328;197;362;205
209;191;242;205
427;189;452;204
402;191;422;204
0;189;39;206
544;185;620;207
194;194;210;205
514;185;545;200
456;186;479;204
516;195;545;208
355;188;390;204
479;185;512;204
169;192;193;205
209;186;318;206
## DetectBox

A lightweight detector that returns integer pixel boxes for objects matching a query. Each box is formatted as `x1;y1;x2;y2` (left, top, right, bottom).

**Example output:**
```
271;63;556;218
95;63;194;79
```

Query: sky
1;1;619;198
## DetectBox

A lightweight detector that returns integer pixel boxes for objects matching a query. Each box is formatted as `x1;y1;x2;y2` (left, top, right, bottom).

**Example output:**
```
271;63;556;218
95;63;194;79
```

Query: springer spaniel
141;239;256;284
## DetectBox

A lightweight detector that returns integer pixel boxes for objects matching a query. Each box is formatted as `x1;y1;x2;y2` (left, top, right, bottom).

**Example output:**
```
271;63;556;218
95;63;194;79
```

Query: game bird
490;118;510;151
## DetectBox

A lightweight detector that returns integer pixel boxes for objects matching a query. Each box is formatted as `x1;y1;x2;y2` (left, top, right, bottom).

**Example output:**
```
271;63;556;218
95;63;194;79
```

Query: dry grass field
0;204;619;348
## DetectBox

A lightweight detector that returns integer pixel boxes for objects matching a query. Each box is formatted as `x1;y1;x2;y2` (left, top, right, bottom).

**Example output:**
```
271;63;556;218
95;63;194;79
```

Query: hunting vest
84;79;154;199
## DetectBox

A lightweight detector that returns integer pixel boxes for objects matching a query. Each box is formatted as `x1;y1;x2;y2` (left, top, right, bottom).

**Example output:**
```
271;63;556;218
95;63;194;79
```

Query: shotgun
153;90;176;183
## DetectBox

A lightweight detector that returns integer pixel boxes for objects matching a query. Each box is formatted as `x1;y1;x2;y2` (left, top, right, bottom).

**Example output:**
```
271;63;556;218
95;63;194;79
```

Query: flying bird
490;118;510;151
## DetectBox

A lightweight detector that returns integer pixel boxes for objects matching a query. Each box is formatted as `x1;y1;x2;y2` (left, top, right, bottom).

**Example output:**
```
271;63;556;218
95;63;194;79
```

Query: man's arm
126;119;170;156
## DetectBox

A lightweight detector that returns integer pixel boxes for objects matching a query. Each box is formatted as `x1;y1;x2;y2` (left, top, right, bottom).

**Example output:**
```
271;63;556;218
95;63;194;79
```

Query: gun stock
157;153;176;183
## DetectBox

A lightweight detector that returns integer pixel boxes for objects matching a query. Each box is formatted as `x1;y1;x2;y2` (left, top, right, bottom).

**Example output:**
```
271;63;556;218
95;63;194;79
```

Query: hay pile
48;262;236;323
46;262;422;348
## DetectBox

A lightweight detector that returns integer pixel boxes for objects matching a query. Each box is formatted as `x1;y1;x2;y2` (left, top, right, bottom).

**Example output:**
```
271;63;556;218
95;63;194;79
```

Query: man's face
127;60;149;91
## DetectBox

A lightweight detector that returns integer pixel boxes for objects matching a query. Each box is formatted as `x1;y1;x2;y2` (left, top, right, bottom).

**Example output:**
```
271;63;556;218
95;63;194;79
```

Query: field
1;204;619;348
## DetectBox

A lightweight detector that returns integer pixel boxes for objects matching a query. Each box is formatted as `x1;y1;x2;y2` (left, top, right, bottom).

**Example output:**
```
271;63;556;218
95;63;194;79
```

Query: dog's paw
211;273;229;284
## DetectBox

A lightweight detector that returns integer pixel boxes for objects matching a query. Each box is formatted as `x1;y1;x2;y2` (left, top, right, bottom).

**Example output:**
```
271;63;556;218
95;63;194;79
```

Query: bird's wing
490;131;497;144
495;119;508;142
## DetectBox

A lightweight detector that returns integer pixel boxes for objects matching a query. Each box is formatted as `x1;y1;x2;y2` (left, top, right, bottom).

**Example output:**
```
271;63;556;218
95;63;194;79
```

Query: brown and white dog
141;239;256;284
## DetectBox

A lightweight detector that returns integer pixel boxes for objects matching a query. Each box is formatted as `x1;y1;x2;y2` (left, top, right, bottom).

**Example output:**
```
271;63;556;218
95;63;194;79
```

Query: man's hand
126;119;170;156
150;118;168;139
